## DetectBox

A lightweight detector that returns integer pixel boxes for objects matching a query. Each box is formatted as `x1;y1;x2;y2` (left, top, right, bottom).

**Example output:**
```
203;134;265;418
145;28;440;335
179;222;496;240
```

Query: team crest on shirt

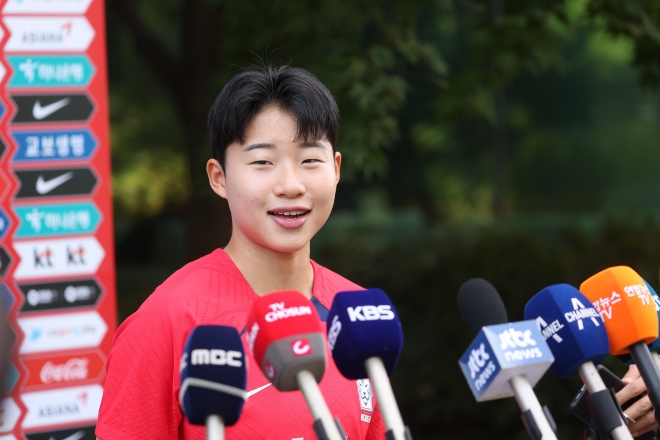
356;378;373;413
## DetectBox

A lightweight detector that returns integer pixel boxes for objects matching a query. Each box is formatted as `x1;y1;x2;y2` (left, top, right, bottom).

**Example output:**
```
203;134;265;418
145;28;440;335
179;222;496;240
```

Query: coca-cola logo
23;351;104;388
40;357;89;384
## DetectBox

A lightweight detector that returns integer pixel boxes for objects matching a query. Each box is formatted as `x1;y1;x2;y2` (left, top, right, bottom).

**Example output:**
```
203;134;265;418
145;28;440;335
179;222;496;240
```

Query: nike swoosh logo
246;383;271;398
36;172;74;194
33;98;71;120
48;430;85;440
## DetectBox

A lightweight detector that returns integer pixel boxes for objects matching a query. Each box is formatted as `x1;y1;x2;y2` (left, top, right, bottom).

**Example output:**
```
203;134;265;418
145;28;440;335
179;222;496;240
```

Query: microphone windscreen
458;278;508;335
326;288;403;380
580;266;659;355
245;290;326;391
180;325;247;426
524;284;609;378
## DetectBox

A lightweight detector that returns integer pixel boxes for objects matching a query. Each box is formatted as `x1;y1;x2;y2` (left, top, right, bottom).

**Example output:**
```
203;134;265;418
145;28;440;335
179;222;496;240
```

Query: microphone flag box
459;320;554;402
619;279;660;363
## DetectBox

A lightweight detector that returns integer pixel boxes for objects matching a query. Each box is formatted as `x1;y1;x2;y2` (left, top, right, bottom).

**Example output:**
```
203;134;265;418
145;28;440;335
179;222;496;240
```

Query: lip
268;206;311;230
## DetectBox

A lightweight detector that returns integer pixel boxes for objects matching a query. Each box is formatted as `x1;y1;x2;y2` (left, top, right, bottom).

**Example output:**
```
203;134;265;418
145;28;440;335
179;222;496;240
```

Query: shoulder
311;260;363;309
116;249;252;340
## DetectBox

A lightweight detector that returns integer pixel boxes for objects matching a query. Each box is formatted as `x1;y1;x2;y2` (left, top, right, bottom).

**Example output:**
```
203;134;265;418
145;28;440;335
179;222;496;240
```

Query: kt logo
67;246;85;265
34;248;52;268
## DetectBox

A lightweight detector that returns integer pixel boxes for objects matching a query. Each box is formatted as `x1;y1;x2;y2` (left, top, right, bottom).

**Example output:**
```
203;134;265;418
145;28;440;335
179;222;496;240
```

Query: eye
251;160;270;165
302;158;322;164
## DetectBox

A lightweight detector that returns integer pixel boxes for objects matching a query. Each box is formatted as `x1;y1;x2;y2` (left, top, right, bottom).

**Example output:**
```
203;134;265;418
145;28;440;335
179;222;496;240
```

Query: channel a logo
498;328;543;362
564;297;601;330
22;384;103;429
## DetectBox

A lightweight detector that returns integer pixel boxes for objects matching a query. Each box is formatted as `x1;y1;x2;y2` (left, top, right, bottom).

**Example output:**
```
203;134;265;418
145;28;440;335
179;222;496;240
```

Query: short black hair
208;65;339;168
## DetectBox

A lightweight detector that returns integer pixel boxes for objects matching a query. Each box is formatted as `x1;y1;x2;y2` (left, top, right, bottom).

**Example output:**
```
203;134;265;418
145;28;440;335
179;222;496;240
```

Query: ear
334;151;342;184
207;158;227;199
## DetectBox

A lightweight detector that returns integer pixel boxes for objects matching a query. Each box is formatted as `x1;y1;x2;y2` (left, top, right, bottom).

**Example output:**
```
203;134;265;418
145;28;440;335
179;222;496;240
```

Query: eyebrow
242;141;326;152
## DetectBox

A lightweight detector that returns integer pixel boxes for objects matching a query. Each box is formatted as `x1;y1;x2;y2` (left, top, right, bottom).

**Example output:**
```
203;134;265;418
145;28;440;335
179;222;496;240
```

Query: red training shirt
97;248;387;439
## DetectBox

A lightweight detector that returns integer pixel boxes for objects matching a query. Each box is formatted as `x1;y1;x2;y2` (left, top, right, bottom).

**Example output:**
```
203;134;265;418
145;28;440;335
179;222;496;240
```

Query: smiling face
207;106;341;254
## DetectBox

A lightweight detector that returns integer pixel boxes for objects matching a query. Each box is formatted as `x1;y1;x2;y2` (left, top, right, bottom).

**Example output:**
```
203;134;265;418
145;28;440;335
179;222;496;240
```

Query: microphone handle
364;357;407;440
653;352;660;371
628;342;660;426
578;362;633;440
206;414;225;440
509;375;557;440
296;370;343;440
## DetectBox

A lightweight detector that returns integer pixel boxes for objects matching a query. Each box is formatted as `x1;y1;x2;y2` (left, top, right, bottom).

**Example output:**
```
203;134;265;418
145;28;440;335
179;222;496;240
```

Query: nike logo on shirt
246;383;271;397
36;172;74;194
33;98;71;120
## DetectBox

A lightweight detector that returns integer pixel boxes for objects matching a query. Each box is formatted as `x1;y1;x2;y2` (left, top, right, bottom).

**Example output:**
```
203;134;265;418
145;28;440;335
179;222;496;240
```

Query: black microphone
179;325;247;439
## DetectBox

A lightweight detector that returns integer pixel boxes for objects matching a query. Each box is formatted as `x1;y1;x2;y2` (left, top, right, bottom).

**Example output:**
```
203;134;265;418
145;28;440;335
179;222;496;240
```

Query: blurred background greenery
107;0;660;437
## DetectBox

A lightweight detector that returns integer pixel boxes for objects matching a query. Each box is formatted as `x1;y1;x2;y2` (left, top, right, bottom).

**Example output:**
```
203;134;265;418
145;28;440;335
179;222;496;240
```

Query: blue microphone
327;288;410;440
457;279;557;440
525;284;632;440
180;325;247;439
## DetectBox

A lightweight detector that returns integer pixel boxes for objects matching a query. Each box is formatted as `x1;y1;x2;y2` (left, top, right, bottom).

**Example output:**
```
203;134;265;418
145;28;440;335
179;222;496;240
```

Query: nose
273;163;306;198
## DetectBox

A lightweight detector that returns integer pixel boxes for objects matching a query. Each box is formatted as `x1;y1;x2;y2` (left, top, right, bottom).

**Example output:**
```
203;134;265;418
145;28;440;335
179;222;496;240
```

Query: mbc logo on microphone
459;321;554;402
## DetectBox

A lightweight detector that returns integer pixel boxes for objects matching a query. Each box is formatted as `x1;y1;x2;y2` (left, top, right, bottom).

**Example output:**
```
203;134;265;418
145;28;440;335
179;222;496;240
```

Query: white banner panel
22;385;103;429
13;236;104;280
18;311;107;354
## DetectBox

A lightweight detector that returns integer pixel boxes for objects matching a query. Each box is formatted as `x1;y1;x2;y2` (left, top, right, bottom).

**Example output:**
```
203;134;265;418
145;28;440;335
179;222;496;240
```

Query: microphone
457;278;557;440
245;290;345;440
326;288;411;440
524;284;632;440
618;280;660;370
179;325;248;440
580;266;660;426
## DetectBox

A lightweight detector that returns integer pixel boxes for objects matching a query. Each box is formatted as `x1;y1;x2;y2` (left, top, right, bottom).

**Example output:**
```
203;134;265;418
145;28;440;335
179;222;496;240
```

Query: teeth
275;211;306;216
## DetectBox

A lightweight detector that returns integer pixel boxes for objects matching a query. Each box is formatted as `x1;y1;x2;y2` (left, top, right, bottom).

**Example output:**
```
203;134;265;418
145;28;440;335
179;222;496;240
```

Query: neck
223;234;314;299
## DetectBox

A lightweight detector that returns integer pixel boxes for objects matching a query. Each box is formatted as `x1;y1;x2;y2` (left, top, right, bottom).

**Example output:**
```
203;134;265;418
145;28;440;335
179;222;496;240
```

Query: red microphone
246;290;344;440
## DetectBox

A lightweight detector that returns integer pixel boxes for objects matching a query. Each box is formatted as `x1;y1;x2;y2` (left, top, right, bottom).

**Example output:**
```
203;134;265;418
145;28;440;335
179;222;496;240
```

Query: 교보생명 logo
3;17;95;53
13;236;104;280
21;384;103;429
12;129;97;163
18;311;107;354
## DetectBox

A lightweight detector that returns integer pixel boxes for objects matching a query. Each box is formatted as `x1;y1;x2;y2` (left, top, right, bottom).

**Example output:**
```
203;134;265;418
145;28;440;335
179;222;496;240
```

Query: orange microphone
580;266;660;423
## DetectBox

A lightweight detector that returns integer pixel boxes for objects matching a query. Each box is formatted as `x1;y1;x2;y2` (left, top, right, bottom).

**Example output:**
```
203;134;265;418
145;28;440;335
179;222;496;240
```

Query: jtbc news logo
498;327;543;361
466;342;496;392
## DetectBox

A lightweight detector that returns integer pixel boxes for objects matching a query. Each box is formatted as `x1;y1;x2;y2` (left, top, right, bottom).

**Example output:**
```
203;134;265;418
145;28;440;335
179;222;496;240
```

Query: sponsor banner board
3;363;18;395
13;236;104;280
0;247;11;277
25;425;96;440
18;278;103;313
21;384;103;429
17;311;107;354
14;167;98;200
6;56;95;89
0;399;21;433
0;209;10;239
14;202;101;239
10;94;94;125
3;0;94;15
3;17;94;53
11;129;97;163
23;351;104;388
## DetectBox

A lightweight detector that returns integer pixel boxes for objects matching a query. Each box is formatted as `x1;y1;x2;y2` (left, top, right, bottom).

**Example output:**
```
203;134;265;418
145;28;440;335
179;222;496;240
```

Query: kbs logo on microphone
347;305;394;322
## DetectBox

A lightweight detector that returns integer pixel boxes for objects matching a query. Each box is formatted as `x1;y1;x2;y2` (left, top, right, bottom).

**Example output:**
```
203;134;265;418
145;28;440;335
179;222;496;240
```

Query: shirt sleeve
96;298;182;440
